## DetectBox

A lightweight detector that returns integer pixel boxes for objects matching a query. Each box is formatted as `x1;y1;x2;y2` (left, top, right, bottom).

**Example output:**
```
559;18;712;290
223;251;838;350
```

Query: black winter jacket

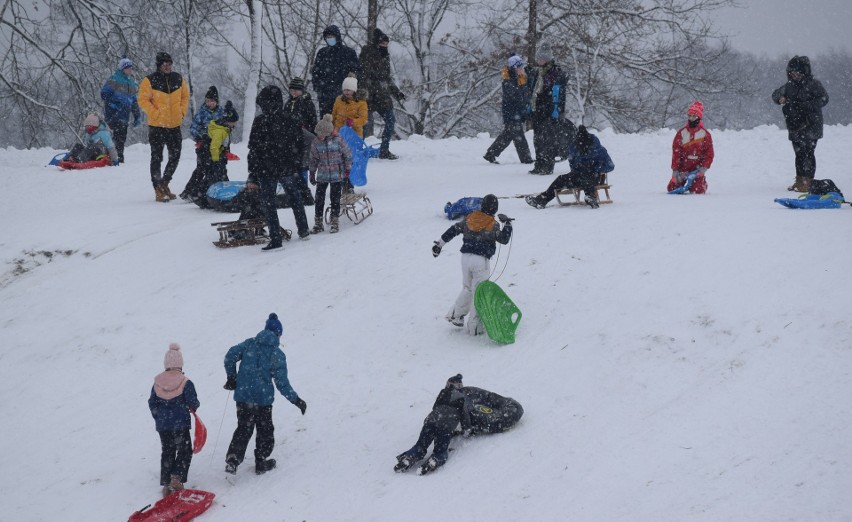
501;67;531;125
527;62;567;123
311;25;361;101
247;86;304;183
771;56;829;141
440;210;512;260
359;42;403;113
285;93;318;133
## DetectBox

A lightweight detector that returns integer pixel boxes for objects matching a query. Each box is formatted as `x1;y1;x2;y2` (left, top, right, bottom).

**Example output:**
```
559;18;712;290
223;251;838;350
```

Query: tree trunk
526;0;537;61
367;0;378;44
242;0;263;140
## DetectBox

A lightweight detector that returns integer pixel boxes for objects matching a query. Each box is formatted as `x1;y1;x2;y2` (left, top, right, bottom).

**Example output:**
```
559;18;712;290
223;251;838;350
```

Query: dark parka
311;25;361;105
247;85;305;183
771;56;829;141
285;93;318;133
359;29;404;113
501;67;531;125
527;62;567;123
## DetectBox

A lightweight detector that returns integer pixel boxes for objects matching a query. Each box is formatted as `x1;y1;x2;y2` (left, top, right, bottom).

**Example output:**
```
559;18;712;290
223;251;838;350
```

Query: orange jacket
671;123;714;172
138;71;190;129
332;93;368;138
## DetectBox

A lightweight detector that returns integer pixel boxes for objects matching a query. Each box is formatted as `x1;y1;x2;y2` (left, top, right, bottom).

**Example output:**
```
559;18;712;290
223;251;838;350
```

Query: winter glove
432;240;443;258
309;173;316;185
223;377;237;391
697;167;707;175
497;213;514;224
345;117;354;127
292;397;307;415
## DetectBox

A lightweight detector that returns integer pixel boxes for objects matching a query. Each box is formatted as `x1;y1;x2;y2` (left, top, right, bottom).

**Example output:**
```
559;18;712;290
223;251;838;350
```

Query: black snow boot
394;455;415;473
225;454;239;475
255;458;277;475
417;457;440;476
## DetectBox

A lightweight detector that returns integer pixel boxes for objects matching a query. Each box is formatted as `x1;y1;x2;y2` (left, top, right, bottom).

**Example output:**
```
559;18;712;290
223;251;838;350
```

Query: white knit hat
342;76;358;92
164;342;184;369
83;113;99;127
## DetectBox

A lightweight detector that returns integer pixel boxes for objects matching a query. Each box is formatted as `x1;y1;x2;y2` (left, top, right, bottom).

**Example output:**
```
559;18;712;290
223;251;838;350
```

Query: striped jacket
309;134;353;183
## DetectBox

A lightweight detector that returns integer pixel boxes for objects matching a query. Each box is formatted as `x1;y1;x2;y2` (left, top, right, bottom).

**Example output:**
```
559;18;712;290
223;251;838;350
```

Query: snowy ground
1;124;851;521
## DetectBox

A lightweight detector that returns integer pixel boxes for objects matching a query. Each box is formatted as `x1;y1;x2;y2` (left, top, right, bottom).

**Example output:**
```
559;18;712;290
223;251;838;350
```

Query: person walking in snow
148;343;200;498
311;25;361;118
67;113;120;165
771;55;829;193
137;52;190;203
483;53;533;165
246;84;310;251
223;313;307;476
309;114;353;234
432;194;513;335
394;374;524;475
100;57;141;163
668;101;714;194
527;43;567;175
359;28;406;159
525;125;614;209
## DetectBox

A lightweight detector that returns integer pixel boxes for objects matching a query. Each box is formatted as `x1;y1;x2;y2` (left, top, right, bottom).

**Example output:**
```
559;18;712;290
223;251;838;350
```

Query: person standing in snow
137;52;190;203
311;25;361;119
309;114;353;234
525;125;614;209
332;75;369;138
394;375;524;475
181;86;225;204
483;53;533;165
668;101;714;194
771;55;829;193
359;28;406;160
432;194;513;335
246;85;310;251
285;77;319;205
100;57;141;163
223;313;307;476
527;43;567;175
148;343;200;497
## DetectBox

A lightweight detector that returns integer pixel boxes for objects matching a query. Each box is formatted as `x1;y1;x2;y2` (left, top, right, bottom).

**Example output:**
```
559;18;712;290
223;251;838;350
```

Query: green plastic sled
474;280;522;344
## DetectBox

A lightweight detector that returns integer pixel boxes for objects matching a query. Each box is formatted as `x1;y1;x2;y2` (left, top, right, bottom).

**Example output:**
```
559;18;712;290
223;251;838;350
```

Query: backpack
809;179;844;199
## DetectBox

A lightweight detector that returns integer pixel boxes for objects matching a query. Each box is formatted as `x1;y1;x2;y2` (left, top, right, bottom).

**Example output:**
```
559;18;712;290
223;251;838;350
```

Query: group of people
149;315;520;496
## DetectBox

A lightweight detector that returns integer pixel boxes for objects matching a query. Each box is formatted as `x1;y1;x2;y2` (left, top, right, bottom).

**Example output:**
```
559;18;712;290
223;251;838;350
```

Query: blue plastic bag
444;197;482;220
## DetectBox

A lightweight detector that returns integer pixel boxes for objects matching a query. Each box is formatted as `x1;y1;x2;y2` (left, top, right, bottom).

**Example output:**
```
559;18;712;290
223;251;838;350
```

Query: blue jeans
377;109;395;152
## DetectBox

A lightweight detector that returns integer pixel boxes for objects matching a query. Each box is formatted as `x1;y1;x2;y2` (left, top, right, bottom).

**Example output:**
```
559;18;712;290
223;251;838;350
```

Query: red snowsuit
669;122;714;194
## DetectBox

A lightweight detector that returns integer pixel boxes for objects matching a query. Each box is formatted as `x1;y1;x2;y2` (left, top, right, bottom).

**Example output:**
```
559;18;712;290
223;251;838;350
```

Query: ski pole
209;390;231;468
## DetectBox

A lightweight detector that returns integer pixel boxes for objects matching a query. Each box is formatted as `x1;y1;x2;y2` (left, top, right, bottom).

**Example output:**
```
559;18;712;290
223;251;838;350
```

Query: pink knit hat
687;101;704;119
164;343;184;369
83;113;99;128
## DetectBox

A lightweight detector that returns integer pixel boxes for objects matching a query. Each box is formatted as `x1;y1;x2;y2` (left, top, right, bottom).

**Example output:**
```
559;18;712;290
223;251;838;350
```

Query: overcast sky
712;0;852;57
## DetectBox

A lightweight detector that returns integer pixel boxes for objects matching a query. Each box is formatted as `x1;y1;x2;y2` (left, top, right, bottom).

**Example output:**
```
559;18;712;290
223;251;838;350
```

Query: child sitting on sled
668;101;714;194
66;113;120;165
309;114;353;234
148;343;200;497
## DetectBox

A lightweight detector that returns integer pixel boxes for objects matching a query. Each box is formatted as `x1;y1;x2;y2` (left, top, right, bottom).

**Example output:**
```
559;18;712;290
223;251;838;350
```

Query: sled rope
209;391;231;468
489;234;513;283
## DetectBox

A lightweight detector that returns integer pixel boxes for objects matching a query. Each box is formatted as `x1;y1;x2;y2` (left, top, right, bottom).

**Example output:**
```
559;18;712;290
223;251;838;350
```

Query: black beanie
374;28;390;44
155;52;172;67
205;86;219;102
446;374;463;388
289;77;306;91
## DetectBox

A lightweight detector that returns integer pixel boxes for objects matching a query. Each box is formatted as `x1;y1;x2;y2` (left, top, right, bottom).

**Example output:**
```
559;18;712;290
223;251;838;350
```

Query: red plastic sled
57;157;112;170
191;411;207;454
129;489;215;522
225;151;240;161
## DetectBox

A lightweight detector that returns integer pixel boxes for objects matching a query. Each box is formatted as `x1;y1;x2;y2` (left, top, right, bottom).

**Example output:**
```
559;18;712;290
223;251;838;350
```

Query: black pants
532;117;560;173
260;175;309;242
183;145;225;199
398;420;454;466
792;139;818;179
111;121;128;163
226;403;275;464
485;121;533;162
540;171;598;204
317;94;336;120
314;181;342;219
149;126;183;188
158;429;192;485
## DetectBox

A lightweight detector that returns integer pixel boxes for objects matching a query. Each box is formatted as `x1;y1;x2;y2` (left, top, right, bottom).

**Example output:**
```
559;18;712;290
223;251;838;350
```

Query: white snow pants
446;253;490;335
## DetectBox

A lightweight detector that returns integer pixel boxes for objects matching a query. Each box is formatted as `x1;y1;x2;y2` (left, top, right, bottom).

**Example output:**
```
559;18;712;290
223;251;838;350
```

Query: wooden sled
211;218;292;248
555;173;613;206
325;192;373;225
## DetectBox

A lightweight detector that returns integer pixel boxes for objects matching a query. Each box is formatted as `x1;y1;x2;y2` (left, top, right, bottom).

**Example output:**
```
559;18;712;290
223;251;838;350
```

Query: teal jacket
224;329;298;406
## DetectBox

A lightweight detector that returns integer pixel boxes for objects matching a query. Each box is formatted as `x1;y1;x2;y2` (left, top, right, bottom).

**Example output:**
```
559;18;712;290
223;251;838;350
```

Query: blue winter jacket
190;104;225;142
567;135;614;175
224;329;299;406
101;69;141;125
501;68;531;125
148;379;199;432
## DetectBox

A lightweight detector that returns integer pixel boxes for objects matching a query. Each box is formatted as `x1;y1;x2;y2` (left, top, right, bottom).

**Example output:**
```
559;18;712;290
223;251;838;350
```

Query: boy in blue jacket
525;125;614;209
100;58;141;163
148;343;200;497
223;313;307;475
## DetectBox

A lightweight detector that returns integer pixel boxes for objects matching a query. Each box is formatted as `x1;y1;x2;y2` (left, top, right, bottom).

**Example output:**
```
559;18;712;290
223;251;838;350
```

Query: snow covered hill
1;125;851;521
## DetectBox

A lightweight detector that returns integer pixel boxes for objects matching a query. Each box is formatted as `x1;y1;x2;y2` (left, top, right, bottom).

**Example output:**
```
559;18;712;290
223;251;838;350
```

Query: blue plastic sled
338;126;380;187
444;197;482;220
668;170;699;194
49;152;69;166
774;192;845;209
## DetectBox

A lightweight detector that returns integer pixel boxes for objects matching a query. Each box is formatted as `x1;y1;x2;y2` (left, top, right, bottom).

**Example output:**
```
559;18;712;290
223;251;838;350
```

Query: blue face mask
325;37;337;47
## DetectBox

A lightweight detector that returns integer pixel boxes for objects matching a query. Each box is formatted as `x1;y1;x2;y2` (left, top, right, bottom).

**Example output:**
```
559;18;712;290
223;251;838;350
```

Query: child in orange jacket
332;76;368;138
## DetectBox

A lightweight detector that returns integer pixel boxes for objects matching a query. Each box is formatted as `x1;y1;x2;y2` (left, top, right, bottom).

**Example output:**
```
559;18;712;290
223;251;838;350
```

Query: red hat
687;101;704;119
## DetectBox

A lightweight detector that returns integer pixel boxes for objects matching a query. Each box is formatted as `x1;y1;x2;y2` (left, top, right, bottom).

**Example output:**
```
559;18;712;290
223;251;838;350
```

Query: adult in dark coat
484;54;533;165
772;55;829;193
311;25;361;118
359;28;406;159
246;85;309;251
285;77;319;205
527;43;567;175
394;375;523;475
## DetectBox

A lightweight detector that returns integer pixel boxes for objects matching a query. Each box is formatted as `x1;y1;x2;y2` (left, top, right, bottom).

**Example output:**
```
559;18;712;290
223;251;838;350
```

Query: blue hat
507;54;524;69
118;58;134;70
265;313;283;337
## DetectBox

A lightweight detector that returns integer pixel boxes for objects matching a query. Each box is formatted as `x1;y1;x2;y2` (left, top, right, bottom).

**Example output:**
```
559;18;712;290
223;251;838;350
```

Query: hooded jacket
771;56;829;141
138;69;190;129
359;29;404;113
440;210;512;259
148;370;199;432
568;134;615;175
500;66;531;124
247;85;305;182
82;118;119;164
311;25;361;101
224;329;299;406
101;69;141;125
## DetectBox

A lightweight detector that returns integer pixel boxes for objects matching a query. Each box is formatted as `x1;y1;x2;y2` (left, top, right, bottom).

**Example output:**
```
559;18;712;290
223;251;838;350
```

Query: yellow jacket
332;92;368;138
207;120;231;162
138;71;190;129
